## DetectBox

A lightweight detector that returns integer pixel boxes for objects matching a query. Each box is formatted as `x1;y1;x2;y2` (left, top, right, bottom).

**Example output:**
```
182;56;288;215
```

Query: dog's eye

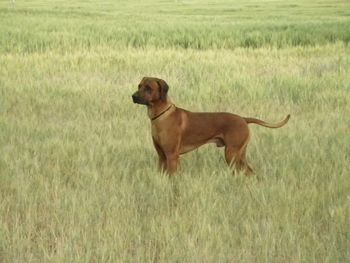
145;86;152;93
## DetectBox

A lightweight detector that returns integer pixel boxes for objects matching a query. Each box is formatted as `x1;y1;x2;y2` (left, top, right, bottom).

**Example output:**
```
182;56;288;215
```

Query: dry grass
1;0;350;262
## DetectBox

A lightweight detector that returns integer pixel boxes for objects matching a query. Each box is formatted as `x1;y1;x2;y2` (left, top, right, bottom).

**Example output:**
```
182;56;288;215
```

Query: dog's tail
244;114;290;128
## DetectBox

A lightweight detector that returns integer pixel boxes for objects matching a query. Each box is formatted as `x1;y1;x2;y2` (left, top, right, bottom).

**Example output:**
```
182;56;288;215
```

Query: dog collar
151;104;174;121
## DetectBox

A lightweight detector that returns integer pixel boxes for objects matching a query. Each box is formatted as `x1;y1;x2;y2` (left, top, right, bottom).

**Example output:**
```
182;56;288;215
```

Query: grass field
1;0;350;262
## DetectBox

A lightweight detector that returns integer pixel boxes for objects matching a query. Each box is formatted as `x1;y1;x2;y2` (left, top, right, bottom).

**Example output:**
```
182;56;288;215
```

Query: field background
1;0;350;262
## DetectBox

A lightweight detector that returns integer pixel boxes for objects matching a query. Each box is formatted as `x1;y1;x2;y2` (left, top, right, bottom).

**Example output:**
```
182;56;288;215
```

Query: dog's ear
157;79;169;101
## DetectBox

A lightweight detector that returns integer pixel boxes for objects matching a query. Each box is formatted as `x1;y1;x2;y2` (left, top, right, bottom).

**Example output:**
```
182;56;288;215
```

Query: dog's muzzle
132;93;139;103
132;92;148;105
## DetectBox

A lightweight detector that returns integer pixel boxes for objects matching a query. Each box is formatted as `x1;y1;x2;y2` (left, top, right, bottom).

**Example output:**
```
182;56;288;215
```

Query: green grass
1;0;350;262
1;0;350;52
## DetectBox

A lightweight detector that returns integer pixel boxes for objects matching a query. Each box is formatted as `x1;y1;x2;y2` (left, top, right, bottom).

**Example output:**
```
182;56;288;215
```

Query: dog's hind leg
224;133;252;175
224;146;239;168
237;147;253;174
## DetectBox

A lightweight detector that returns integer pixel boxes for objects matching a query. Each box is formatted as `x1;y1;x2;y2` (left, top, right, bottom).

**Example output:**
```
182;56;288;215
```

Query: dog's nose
132;94;138;103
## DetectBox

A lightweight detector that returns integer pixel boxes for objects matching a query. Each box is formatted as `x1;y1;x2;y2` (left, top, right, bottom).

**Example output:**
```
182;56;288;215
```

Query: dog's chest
151;124;158;140
151;123;167;144
151;123;162;143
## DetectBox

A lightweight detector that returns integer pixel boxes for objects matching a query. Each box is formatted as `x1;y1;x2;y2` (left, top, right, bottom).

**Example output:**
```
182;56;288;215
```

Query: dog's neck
147;99;174;121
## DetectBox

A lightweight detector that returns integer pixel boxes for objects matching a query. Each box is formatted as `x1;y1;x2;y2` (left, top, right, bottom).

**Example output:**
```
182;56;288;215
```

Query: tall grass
1;0;350;52
1;0;350;262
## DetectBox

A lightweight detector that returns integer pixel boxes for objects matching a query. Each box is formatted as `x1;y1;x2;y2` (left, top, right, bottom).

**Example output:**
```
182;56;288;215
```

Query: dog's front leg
165;153;179;175
153;139;167;172
158;157;167;172
163;137;181;175
156;130;181;175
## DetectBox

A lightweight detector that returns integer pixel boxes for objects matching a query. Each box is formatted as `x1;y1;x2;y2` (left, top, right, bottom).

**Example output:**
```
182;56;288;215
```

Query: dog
132;77;290;175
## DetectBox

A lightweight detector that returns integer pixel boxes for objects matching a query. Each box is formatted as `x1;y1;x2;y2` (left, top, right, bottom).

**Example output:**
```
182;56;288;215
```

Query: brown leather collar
151;104;174;121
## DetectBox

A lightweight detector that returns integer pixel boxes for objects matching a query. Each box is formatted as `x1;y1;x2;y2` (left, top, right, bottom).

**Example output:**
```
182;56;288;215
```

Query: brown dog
132;77;290;175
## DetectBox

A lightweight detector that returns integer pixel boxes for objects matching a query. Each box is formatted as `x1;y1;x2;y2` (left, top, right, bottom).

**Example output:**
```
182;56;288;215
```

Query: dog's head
132;77;169;106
